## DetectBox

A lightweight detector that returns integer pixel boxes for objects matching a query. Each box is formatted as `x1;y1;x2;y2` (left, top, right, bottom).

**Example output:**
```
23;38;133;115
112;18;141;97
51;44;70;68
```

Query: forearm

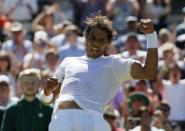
131;32;158;80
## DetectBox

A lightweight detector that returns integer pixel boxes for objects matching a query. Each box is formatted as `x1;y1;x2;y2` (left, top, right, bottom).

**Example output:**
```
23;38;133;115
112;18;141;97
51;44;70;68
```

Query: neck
128;49;137;55
23;95;36;102
141;126;150;131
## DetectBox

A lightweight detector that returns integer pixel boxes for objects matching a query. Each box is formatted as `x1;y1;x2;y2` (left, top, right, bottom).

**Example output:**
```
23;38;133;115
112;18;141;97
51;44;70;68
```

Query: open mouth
90;47;99;53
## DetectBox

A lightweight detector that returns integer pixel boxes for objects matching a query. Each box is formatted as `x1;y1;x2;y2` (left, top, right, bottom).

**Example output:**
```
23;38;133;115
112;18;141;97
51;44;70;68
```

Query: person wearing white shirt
41;15;158;131
157;63;185;130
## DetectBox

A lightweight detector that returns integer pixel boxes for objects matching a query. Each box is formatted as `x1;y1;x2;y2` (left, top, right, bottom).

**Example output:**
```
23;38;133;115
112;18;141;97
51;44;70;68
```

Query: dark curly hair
84;14;115;42
0;51;11;72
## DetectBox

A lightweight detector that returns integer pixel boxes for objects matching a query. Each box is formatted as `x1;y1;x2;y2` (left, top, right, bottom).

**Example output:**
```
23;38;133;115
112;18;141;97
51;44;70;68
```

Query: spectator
1;22;33;75
1;68;53;131
152;102;179;131
127;92;150;119
156;63;185;130
45;48;59;76
52;0;76;23
0;51;16;93
58;24;85;60
23;30;49;70
158;43;184;78
2;0;38;30
0;75;18;107
115;16;146;51
106;0;140;34
145;0;171;32
130;106;165;131
50;23;84;48
119;33;146;64
32;5;56;38
158;28;172;45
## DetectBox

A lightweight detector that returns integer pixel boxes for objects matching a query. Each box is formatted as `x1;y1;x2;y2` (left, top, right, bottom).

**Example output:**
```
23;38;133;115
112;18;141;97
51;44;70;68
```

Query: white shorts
49;109;111;131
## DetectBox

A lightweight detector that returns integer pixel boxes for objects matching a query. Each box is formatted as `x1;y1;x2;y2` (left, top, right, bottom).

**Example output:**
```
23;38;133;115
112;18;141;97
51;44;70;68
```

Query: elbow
147;71;157;80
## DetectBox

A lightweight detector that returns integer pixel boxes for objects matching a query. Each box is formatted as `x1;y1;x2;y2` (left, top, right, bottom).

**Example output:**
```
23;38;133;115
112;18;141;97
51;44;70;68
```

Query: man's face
11;31;24;43
0;83;10;104
169;66;181;83
86;28;109;58
20;75;40;97
126;37;139;50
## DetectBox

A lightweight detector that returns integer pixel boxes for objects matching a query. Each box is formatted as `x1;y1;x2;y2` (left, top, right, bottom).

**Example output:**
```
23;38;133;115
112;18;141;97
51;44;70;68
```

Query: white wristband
146;31;158;48
40;90;53;103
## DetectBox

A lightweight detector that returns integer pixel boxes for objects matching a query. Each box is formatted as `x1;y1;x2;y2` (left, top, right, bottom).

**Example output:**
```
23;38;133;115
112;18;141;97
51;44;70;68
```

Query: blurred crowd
0;0;185;131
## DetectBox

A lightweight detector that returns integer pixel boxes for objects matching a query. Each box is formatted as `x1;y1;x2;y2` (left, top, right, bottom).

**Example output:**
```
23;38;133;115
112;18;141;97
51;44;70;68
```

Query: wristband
146;31;158;48
40;90;53;103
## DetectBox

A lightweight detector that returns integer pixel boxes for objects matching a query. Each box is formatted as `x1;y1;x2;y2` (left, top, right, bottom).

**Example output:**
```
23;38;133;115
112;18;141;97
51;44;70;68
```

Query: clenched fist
44;77;60;96
138;19;155;34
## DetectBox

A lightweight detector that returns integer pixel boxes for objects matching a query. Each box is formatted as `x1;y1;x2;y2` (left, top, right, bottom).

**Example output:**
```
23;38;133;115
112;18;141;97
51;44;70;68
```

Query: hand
138;19;155;34
44;77;59;96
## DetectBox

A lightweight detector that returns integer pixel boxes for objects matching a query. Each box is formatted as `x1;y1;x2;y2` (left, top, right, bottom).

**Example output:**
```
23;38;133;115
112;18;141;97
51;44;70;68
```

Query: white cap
34;31;49;44
10;22;23;32
0;75;10;84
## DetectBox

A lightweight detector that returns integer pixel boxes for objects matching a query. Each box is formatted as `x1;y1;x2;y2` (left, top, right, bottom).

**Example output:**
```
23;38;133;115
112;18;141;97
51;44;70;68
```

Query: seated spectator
2;0;38;23
106;0;140;34
50;24;84;48
130;106;165;131
0;51;16;94
45;48;59;76
58;24;85;60
127;92;150;119
2;22;33;75
156;63;185;130
120;33;146;64
115;16;146;50
158;43;184;78
32;5;58;38
153;102;180;131
0;75;18;107
1;68;53;131
145;0;171;32
23;31;49;70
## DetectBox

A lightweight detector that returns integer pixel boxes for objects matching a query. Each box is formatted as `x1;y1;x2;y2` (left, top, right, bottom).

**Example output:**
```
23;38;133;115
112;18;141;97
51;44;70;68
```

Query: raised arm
131;19;158;80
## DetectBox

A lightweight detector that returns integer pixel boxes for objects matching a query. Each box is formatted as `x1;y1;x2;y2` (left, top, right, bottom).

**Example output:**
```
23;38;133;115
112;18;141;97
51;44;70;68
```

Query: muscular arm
130;19;158;80
131;48;158;80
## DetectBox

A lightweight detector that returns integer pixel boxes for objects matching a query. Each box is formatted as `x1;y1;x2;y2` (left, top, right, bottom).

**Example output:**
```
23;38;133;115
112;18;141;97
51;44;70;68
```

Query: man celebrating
41;15;158;131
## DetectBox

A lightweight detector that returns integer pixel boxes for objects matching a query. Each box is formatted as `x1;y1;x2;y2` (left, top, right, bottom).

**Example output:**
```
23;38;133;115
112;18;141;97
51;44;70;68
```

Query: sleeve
53;58;68;83
1;107;15;131
112;55;140;83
